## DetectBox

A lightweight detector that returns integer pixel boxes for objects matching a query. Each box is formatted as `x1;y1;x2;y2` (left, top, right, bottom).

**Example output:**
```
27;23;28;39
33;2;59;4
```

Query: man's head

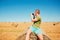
35;9;40;16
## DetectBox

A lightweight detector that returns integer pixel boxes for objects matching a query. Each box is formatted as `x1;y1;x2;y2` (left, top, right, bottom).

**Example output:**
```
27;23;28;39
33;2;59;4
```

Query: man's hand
32;18;37;22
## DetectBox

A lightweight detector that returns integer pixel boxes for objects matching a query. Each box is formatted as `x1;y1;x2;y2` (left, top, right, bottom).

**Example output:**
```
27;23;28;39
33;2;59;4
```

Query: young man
25;9;43;40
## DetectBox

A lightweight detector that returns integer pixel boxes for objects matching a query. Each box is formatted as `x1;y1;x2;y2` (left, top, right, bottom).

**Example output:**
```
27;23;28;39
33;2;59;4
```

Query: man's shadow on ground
16;32;51;40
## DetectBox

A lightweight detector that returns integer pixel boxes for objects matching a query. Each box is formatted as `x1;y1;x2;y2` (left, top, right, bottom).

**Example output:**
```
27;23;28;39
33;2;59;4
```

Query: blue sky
0;0;60;22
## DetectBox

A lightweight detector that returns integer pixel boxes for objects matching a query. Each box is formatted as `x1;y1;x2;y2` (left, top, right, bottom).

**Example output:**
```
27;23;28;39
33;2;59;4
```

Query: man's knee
26;32;30;35
26;29;31;35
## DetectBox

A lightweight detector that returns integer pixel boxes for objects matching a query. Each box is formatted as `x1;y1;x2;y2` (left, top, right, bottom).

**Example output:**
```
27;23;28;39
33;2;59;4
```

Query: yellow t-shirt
32;16;41;28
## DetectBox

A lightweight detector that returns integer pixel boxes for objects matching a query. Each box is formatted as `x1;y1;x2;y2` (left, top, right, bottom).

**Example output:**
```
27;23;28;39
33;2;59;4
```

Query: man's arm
32;18;38;22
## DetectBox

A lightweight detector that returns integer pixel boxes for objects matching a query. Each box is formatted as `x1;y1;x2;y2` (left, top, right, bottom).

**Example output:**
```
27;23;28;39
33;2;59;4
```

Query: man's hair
35;9;40;14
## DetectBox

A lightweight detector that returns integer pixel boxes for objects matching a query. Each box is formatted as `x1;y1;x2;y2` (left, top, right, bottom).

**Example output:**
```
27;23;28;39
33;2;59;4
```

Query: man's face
35;10;39;16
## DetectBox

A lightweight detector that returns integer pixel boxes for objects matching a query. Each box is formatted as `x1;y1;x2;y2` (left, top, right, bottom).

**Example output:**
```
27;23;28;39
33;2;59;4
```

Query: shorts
30;26;43;35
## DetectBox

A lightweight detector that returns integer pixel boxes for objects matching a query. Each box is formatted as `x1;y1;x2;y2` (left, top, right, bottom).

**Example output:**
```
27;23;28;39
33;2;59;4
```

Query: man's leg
37;34;43;40
35;28;43;40
25;29;32;40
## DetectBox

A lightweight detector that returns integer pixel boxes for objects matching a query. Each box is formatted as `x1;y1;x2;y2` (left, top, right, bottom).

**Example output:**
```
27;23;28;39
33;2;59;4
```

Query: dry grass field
0;22;60;40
